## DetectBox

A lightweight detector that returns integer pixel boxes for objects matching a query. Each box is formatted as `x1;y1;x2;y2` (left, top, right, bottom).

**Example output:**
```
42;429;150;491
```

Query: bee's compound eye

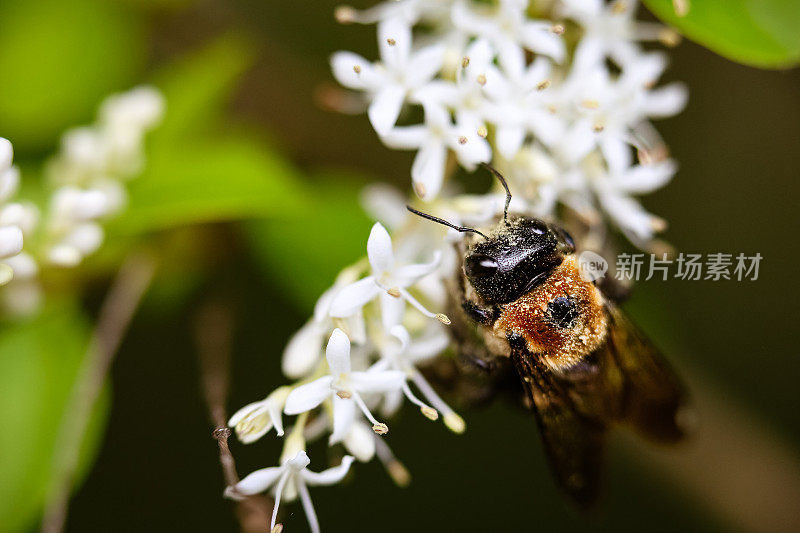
465;254;499;279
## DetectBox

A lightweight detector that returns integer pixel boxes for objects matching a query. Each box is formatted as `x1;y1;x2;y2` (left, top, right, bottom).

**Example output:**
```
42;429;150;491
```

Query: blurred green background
0;0;798;532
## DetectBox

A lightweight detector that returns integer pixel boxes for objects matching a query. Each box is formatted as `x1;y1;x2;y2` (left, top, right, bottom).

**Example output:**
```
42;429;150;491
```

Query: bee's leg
461;301;497;326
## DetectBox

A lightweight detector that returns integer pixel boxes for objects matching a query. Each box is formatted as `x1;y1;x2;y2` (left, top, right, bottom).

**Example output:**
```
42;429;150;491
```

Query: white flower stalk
228;450;355;533
43;86;164;267
229;1;689;529
284;328;406;438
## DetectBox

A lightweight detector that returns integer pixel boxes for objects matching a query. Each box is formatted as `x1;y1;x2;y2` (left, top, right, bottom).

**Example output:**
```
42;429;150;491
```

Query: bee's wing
604;304;687;443
511;346;607;508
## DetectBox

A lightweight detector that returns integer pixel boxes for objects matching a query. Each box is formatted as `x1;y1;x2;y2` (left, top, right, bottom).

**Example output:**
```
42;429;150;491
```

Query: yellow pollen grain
386;38;396;46
336;390;352;399
477;125;487;138
372;422;389;435
436;313;451;325
536;79;551;91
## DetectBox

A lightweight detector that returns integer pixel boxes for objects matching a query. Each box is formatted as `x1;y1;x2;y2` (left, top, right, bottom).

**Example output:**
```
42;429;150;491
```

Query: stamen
336;390;352;399
458;136;468;145
435;313;451;325
593;122;605;132
612;1;628;14
401;382;439;420
461;56;470;68
296;479;321;533
673;0;690;16
374;435;411;487
334;5;356;24
658;28;681;47
476;74;487;85
387;287;401;298
581;99;600;109
352;391;388;433
477;126;487;138
550;23;565;35
353;65;362;74
272;525;284;533
398;287;437;318
413;181;427;199
536;79;551;91
386;38;396;46
271;471;291;532
409;369;464;433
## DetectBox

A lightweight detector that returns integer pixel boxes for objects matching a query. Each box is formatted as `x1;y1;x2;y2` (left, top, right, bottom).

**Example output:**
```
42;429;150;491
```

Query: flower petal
368;85;405;135
330;51;382;90
378;17;412;71
406;44;445;87
342;423;376;462
302;455;355;486
496;124;526;160
234;466;285;495
329;394;357;444
326;328;352;376
328;277;381;317
521;22;565;62
391;251;441;286
284;377;333;415
367;222;394;274
411;140;447;200
282;321;325;379
350;369;406;393
380;290;406;330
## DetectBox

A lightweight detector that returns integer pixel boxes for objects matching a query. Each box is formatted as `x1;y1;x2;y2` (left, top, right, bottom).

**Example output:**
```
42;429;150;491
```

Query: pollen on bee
372;422;389;435
436;313;451;325
421;406;439;420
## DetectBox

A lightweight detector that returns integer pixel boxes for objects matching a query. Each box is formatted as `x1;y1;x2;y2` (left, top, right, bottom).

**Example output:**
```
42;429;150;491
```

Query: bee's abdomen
493;256;608;371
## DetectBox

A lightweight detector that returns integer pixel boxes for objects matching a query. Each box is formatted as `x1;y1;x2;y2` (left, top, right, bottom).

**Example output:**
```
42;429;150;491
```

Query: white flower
229;387;290;442
329;223;444;327
335;0;453;26
383;103;490;200
452;0;565;63
284;328;405;440
331;17;445;135
228;450;354;533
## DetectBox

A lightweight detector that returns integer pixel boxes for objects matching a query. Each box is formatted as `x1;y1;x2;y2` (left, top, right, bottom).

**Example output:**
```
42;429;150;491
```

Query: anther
436;313;451;325
476;74;487;85
536;79;551;91
550;23;565;35
658;29;681;47
271;525;284;533
673;0;689;16
462;56;470;68
388;460;411;487
443;412;466;433
612;1;628;14
353;65;362;74
477;126;488;138
581;99;600;109
336;390;352;399
458;136;468;145
593;123;605;132
334;6;355;24
386;38;396;46
387;287;401;298
372;423;389;435
421;406;439;420
413;182;427;198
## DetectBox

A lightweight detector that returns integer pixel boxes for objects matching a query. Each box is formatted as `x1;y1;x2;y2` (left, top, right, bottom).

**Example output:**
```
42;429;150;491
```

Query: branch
42;251;158;533
194;302;276;533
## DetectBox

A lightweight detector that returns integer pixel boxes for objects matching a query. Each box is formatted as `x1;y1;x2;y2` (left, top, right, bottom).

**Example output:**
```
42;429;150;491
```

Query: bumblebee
408;166;687;507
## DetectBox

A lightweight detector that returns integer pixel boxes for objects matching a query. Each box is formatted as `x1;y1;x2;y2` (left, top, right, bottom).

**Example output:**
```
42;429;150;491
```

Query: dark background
54;0;800;531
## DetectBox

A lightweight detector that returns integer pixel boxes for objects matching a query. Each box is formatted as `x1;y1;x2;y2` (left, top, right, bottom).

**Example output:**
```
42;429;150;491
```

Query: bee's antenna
481;163;512;225
406;206;488;239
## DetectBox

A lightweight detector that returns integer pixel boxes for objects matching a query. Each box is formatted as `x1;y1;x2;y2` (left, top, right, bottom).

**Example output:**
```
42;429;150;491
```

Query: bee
408;165;687;507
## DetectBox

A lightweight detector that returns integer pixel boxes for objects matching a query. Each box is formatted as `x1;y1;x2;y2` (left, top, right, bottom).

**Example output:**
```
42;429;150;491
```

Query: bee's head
464;216;575;304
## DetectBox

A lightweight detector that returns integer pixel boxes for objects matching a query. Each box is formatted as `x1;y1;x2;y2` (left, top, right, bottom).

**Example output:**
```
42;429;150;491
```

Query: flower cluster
0;138;29;286
227;1;687;530
0;86;164;314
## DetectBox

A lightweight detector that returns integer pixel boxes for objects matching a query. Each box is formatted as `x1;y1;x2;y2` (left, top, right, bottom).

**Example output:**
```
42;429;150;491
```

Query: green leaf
643;0;800;68
110;137;305;235
0;300;109;533
0;0;145;152
246;170;373;309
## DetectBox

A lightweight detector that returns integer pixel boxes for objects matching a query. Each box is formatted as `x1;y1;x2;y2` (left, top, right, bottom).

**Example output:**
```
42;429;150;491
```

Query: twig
41;251;158;533
195;302;275;533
